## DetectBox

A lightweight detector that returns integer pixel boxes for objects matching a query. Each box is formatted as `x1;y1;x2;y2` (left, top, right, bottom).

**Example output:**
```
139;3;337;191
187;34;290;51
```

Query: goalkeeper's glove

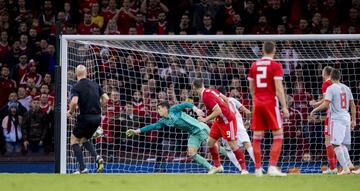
126;129;140;137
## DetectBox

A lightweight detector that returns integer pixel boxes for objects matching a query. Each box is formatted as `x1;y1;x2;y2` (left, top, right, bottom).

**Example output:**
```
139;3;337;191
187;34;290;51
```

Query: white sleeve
324;86;333;102
234;98;243;109
347;87;354;101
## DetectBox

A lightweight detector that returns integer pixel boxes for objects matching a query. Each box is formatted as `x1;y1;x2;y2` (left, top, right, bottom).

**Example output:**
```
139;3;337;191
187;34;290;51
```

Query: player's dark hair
330;69;341;81
323;66;333;76
262;41;276;55
192;79;204;89
157;101;170;109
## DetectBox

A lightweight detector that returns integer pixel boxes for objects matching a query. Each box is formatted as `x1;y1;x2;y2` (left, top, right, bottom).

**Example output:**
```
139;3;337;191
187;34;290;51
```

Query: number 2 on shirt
340;92;346;109
256;66;267;88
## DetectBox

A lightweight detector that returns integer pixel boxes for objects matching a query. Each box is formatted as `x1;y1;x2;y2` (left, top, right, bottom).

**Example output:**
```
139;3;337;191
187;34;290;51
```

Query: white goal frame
59;34;360;174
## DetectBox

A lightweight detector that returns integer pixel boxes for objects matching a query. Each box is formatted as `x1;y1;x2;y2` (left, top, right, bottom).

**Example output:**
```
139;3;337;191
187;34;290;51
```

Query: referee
67;65;109;173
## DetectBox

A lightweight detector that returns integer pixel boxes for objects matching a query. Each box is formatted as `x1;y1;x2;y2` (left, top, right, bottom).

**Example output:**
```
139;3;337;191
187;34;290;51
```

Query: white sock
226;151;241;171
341;145;351;166
334;146;347;168
246;146;255;163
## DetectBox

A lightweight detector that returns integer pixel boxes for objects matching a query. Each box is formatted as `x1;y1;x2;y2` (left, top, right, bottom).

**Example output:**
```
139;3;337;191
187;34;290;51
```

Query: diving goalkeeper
126;101;218;173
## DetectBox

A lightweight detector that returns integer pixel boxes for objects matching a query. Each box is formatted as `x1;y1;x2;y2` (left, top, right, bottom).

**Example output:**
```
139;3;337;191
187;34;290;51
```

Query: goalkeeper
127;101;218;172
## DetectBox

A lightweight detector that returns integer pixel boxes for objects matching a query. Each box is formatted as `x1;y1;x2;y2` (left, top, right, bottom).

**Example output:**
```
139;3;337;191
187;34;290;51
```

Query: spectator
280;41;298;76
38;0;55;34
19;61;42;88
263;0;287;28
91;2;104;29
5;40;22;70
132;91;145;116
113;0;136;34
177;13;195;34
39;93;52;114
12;54;29;83
0;31;10;61
77;13;99;34
291;81;312;121
63;2;75;24
0;65;17;108
191;0;217;30
0;92;27;120
141;0;169;26
225;13;242;34
294;18;311;34
198;14;216;34
321;0;339;26
104;19;120;35
151;12;171;35
0;11;10;32
102;0;118;24
17;87;31;111
2;102;23;153
320;17;332;34
23;99;48;153
252;15;274;34
134;12;145;34
241;0;259;32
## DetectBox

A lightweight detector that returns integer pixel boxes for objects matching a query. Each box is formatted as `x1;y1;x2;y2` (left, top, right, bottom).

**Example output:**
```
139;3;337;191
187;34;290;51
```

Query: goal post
59;34;360;174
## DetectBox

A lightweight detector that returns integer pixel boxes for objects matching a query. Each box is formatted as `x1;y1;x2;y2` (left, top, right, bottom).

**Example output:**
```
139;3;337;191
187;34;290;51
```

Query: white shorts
222;120;251;150
329;118;351;146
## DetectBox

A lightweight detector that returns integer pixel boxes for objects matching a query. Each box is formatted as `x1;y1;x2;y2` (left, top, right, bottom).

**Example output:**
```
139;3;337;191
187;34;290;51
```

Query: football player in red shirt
192;79;247;174
247;41;289;176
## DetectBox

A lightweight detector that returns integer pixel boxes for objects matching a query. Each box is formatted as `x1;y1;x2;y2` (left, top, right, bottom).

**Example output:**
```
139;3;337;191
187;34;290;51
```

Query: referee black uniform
70;78;104;139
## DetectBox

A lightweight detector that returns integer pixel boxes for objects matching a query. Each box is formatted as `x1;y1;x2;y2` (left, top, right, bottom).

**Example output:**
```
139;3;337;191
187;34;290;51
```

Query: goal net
60;35;360;174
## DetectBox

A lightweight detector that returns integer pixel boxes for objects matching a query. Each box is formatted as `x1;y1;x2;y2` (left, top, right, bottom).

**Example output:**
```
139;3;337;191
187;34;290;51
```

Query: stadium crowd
0;0;360;165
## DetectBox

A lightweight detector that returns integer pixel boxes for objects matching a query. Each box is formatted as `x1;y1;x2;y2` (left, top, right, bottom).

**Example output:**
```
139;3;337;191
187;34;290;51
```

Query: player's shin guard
72;144;85;170
326;143;337;170
334;146;347;168
191;154;213;170
233;149;247;170
209;145;221;167
269;134;283;167
252;135;263;169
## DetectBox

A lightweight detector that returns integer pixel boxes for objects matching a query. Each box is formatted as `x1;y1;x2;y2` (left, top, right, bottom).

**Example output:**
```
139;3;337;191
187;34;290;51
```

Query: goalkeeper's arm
170;102;204;117
126;122;163;137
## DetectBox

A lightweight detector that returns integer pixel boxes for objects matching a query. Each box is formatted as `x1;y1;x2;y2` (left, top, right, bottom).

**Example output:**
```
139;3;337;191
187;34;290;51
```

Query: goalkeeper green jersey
139;102;209;135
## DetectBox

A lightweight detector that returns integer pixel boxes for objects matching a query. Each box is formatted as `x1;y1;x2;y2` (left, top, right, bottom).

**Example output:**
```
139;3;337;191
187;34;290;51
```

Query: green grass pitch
1;174;358;191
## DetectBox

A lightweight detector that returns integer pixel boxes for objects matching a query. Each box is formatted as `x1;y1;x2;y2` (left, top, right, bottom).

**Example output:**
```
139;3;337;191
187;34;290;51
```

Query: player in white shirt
218;88;255;174
310;69;357;175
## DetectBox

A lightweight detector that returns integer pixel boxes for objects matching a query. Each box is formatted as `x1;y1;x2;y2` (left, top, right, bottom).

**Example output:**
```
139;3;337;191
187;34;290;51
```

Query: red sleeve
203;91;218;111
247;62;255;81
273;62;283;80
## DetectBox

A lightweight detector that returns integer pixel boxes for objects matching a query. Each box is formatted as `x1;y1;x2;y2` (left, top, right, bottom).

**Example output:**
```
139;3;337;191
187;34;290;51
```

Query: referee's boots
96;156;105;173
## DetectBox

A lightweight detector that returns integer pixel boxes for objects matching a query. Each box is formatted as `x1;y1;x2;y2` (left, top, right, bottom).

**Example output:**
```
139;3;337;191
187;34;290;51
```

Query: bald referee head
75;65;87;81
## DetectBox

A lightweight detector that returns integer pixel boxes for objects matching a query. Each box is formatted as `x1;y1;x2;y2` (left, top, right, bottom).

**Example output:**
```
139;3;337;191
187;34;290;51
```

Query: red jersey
0;78;16;107
34;94;54;107
116;9;136;34
247;57;283;104
283;107;303;137
102;8;117;23
322;79;332;94
202;88;235;124
40;104;52;114
0;42;10;58
77;23;99;34
133;101;145;116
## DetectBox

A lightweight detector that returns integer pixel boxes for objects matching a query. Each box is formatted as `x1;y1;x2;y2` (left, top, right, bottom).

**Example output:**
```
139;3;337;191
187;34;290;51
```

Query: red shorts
209;118;237;141
251;103;282;131
324;117;330;136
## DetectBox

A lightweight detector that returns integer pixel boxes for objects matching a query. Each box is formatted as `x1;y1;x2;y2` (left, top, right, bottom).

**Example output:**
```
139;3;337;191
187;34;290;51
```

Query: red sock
269;134;283;166
326;144;337;170
233;149;247;170
209;145;221;167
252;135;263;169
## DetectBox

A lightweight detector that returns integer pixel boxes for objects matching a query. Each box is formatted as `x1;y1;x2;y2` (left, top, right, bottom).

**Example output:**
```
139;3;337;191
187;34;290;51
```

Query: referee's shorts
73;114;101;139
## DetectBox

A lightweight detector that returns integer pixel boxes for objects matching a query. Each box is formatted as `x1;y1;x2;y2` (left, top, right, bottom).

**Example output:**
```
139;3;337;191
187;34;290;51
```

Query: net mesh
64;37;360;173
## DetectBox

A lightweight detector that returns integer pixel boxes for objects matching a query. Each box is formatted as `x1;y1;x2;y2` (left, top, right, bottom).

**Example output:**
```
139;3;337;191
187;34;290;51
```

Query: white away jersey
324;83;353;120
228;97;245;127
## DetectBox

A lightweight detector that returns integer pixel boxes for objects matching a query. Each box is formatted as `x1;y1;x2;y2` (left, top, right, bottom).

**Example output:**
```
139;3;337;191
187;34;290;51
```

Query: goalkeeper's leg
188;134;212;170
